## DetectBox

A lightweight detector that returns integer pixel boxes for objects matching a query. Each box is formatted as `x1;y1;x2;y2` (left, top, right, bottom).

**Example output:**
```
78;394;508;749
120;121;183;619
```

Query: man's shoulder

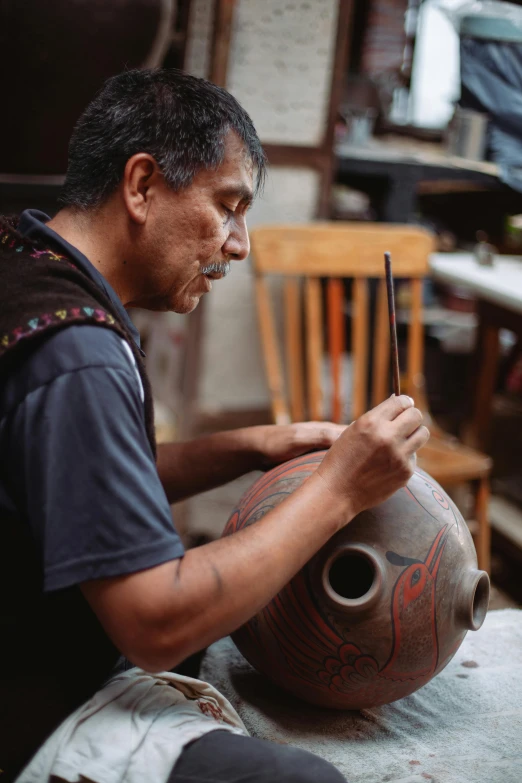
0;325;138;413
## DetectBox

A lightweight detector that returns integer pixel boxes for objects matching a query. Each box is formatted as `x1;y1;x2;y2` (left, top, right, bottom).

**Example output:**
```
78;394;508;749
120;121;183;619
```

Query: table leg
381;166;419;223
474;477;491;574
468;309;500;452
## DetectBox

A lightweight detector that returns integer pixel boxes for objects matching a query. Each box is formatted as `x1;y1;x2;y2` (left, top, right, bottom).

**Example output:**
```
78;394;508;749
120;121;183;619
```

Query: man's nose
223;216;250;261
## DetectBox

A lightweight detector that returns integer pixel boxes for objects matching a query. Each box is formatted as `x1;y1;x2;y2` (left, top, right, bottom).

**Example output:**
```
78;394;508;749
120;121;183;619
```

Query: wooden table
335;135;502;223
429;252;522;451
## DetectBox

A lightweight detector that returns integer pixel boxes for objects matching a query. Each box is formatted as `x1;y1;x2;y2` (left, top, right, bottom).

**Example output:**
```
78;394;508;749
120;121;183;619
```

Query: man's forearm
85;470;349;673
145;472;348;670
156;430;262;503
157;422;348;503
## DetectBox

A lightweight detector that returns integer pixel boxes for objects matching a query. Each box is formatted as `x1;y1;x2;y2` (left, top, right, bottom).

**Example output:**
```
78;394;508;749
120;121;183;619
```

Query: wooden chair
250;222;492;572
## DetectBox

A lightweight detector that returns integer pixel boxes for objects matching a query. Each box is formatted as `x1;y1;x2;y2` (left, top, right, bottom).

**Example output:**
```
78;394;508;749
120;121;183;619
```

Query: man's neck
47;207;133;306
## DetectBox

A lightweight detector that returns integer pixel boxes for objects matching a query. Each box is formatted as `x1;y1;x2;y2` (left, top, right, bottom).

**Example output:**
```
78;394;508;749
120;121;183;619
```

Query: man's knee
170;730;347;783
270;743;346;783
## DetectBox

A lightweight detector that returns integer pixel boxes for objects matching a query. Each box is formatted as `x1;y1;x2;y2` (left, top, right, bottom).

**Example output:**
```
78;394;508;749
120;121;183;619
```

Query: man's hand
156;422;345;503
248;421;346;470
315;394;429;526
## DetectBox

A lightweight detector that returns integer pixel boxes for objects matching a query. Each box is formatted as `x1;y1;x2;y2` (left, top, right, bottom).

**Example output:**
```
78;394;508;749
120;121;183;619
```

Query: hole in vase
328;552;375;600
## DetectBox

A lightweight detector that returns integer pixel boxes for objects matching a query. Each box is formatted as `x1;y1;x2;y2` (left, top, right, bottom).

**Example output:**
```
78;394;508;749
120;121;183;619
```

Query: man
0;69;429;783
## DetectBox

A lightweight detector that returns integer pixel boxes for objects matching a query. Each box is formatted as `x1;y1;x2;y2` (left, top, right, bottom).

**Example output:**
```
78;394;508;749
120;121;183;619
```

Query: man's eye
222;205;235;216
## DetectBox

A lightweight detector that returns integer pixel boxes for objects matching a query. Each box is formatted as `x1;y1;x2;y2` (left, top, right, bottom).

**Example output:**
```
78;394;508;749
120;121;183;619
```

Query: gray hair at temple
59;68;267;209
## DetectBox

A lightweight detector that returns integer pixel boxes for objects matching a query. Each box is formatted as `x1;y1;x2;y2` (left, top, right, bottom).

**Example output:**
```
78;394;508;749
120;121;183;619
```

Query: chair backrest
250;222;436;425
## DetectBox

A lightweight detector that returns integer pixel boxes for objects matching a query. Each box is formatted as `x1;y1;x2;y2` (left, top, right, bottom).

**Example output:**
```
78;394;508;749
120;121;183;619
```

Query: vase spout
457;569;490;631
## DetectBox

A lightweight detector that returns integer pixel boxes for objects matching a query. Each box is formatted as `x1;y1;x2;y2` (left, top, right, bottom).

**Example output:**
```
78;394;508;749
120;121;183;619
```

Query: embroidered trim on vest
0;309;117;355
0;225;75;268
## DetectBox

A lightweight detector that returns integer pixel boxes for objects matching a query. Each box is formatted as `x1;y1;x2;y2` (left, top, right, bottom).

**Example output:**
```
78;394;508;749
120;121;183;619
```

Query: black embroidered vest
0;216;157;781
0;216;156;455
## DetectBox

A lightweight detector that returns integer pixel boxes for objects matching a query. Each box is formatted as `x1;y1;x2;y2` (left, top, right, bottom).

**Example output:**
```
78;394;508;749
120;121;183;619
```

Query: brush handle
384;252;401;397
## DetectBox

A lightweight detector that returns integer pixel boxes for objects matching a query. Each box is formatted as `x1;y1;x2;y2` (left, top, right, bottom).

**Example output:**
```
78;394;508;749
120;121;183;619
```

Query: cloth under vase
200;609;522;783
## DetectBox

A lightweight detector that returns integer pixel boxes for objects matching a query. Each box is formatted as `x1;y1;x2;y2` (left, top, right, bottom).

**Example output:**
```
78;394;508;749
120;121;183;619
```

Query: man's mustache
200;261;231;277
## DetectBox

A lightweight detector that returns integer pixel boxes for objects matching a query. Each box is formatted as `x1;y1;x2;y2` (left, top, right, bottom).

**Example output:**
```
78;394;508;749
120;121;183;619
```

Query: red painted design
197;699;225;722
432;490;450;510
380;524;448;682
248;525;449;704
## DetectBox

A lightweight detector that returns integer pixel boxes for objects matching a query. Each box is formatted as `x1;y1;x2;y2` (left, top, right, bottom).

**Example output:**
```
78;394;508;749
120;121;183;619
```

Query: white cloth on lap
15;669;247;783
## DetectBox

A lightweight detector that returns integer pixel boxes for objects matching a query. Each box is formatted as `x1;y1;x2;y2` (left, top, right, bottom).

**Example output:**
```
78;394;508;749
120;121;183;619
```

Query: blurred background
2;0;522;608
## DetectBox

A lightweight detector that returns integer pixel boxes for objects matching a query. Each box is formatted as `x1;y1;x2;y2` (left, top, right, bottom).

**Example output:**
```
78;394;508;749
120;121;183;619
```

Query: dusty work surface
201;609;522;783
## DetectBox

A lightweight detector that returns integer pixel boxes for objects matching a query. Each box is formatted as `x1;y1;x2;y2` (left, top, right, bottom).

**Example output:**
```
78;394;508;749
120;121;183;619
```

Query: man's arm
156;422;346;503
83;395;429;673
3;327;185;593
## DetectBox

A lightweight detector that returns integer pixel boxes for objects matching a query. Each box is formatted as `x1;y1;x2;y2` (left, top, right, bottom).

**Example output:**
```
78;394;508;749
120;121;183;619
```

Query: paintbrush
384;251;401;397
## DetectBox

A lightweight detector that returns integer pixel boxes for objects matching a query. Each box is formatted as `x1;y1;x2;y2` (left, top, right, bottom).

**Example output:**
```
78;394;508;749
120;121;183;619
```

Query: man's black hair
59;68;266;209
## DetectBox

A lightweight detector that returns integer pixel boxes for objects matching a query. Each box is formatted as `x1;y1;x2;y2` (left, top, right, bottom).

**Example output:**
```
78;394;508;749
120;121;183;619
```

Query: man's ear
122;153;161;225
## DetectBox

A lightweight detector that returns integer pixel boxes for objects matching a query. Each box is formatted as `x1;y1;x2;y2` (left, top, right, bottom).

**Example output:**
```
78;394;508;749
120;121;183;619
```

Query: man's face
132;131;254;313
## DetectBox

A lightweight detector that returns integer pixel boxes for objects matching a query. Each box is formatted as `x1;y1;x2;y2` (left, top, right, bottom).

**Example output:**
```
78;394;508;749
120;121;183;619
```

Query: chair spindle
305;277;323;421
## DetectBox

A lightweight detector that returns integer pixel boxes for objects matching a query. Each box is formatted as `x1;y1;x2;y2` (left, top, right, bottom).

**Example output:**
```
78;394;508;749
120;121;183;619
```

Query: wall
185;0;341;413
361;0;408;76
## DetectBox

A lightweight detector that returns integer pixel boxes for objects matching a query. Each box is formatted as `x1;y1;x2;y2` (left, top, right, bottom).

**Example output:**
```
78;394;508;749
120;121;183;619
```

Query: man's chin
170;293;204;315
128;292;204;314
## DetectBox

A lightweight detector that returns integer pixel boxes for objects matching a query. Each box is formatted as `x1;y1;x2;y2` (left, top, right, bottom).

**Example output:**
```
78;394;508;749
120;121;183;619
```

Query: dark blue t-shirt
0;211;184;777
0;210;184;589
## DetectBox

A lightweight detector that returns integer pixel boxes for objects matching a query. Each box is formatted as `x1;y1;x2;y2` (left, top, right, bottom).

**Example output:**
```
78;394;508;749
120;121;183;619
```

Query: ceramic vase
223;452;490;709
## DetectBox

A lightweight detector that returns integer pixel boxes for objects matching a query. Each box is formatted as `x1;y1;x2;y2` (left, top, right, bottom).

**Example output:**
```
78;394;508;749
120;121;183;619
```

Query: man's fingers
318;423;347;444
405;424;430;454
392;405;424;438
297;422;347;447
372;394;415;421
